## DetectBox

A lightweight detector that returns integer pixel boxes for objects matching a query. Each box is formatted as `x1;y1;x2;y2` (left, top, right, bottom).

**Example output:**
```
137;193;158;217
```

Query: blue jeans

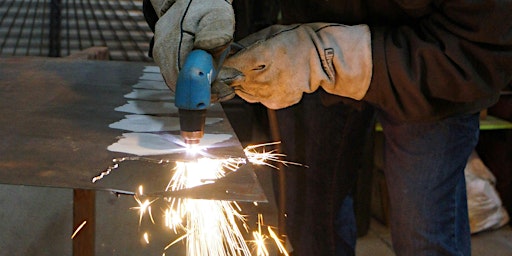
378;113;479;255
335;195;357;256
335;113;479;256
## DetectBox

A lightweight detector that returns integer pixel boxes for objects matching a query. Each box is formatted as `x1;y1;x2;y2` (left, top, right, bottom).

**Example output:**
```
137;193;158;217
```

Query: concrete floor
356;218;512;256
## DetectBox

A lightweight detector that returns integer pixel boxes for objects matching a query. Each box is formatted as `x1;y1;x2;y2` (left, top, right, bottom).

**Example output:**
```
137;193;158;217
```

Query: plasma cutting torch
175;49;227;145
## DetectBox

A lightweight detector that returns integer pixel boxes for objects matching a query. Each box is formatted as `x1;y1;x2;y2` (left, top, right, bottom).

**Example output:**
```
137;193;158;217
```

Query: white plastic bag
465;150;510;234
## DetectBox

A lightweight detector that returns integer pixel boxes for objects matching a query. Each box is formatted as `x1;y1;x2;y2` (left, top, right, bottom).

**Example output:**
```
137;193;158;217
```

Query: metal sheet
147;164;268;202
0;57;260;200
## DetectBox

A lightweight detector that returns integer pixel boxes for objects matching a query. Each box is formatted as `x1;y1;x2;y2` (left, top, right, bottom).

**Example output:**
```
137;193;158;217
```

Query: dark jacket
280;0;512;122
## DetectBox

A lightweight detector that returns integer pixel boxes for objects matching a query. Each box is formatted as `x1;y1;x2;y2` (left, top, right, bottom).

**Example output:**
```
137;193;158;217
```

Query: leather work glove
149;0;236;101
221;23;372;109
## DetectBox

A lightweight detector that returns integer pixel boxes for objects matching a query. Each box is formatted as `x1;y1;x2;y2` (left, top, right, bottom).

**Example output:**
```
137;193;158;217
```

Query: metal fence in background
0;0;152;62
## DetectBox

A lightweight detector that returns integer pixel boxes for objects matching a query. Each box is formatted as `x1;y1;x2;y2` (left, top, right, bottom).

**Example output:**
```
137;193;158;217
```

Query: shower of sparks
95;142;297;255
160;158;252;255
71;220;87;239
142;142;297;255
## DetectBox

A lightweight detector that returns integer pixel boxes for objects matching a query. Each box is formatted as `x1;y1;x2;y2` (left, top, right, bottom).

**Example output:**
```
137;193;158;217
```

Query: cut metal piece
147;163;268;202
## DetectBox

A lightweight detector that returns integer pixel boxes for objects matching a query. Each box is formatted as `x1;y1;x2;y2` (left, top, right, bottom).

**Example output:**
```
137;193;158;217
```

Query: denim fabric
379;113;480;256
335;195;357;256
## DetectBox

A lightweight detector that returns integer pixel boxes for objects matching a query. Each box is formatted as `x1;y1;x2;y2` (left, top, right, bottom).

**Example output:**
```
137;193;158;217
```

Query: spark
252;231;269;256
164;208;184;233
131;186;157;226
143;232;150;244
245;142;306;168
249;214;288;256
268;226;289;256
71;220;87;239
252;214;269;256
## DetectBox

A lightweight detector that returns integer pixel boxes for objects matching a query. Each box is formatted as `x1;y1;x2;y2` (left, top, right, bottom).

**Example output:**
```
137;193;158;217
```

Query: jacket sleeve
363;0;512;122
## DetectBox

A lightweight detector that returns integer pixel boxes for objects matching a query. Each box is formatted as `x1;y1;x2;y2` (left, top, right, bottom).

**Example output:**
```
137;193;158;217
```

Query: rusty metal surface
0;57;253;195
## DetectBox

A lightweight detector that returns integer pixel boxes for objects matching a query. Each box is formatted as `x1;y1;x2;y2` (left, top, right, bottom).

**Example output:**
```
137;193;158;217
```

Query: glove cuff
312;23;372;100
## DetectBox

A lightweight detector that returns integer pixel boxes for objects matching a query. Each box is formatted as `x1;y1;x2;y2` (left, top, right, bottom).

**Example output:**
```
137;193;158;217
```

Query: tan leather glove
222;23;372;109
150;0;235;101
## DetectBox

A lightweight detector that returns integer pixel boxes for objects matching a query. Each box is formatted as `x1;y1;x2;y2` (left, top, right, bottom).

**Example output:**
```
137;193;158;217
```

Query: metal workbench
0;56;248;255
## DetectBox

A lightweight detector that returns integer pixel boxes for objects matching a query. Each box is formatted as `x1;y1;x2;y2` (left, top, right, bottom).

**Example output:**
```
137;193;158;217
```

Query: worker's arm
222;23;372;110
364;0;512;121
222;0;512;121
143;0;236;101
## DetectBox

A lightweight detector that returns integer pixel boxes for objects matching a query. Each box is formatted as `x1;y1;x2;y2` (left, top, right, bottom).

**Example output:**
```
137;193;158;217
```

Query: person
142;0;512;255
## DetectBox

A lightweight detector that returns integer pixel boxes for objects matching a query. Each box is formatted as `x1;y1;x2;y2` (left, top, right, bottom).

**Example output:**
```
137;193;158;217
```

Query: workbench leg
73;189;95;256
267;109;287;239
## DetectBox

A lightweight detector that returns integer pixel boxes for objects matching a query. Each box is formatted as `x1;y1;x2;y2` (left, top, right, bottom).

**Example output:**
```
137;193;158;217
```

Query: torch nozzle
181;130;204;145
179;109;206;146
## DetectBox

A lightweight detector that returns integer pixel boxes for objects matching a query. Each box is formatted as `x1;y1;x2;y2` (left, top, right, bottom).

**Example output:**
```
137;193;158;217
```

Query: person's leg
335;195;357;256
275;92;374;255
380;113;479;256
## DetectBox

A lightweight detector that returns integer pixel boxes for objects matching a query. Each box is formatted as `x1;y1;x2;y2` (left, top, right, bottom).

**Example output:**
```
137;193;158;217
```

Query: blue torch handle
175;49;215;110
